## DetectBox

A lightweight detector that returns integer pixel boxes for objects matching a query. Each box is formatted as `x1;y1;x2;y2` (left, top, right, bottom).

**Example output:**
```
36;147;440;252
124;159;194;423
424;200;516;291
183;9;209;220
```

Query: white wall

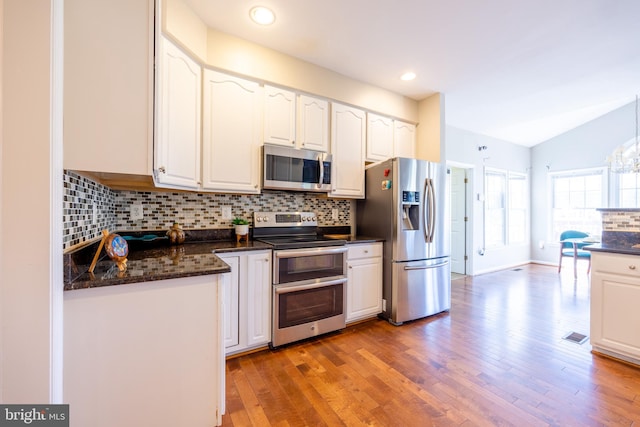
1;0;62;402
446;126;531;275
530;101;636;264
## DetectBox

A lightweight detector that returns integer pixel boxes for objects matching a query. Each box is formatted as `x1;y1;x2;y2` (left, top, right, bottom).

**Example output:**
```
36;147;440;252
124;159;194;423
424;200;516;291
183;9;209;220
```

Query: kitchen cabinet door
155;37;202;189
264;85;296;147
219;250;271;356
330;102;366;198
394;121;416;158
298;95;330;152
64;0;153;176
218;255;240;349
366;113;394;162
202;70;262;194
346;243;383;323
246;251;272;347
591;252;640;364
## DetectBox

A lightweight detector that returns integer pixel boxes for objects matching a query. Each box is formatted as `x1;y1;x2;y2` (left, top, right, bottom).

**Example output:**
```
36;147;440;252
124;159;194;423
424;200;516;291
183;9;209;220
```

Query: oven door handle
275;277;347;294
274;246;347;259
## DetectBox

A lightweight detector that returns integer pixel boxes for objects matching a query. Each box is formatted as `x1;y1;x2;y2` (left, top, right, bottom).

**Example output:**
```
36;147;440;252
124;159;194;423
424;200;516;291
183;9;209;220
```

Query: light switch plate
130;204;143;221
221;206;232;220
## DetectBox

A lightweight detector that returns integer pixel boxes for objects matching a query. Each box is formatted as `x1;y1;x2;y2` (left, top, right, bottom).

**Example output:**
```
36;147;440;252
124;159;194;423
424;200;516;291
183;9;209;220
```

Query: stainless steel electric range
253;211;347;347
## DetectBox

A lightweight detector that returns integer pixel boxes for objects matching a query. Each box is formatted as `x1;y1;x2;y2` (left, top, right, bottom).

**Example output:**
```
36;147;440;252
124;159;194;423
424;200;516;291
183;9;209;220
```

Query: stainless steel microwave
262;144;332;192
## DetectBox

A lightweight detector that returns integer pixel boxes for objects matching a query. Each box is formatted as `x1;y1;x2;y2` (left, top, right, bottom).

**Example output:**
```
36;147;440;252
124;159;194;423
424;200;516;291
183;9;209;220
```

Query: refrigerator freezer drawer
391;258;451;324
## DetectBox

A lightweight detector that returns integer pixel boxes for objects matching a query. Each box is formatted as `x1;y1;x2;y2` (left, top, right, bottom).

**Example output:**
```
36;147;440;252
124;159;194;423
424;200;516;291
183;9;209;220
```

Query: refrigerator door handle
404;260;449;271
424;178;436;243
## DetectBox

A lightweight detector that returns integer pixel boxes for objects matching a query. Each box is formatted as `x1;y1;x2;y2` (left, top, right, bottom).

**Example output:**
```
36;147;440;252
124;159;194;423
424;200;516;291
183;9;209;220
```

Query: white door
450;167;467;274
155;37;201;189
330;102;366;198
202;69;262;193
393;121;416;158
264;85;296;146
297;94;329;152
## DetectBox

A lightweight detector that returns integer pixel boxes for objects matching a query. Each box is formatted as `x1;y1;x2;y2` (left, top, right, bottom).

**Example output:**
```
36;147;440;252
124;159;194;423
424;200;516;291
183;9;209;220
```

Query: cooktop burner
256;236;346;250
253;211;347;249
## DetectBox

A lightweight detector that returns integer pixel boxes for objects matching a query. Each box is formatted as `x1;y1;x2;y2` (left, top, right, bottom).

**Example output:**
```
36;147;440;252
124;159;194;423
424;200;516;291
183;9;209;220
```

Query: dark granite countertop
345;236;385;244
64;230;273;291
584;243;640;256
64;227;381;291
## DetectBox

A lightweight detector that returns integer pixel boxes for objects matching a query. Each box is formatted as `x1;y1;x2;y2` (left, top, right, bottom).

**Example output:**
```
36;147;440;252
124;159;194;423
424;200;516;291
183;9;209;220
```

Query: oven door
274;246;347;285
272;278;347;347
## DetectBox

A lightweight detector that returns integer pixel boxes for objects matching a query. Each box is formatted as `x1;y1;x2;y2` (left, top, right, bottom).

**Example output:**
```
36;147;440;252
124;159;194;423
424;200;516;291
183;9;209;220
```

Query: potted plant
232;217;250;242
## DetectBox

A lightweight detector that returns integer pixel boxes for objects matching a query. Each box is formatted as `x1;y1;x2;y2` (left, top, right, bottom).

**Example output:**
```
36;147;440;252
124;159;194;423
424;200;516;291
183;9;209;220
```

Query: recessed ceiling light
250;6;275;25
400;72;416;81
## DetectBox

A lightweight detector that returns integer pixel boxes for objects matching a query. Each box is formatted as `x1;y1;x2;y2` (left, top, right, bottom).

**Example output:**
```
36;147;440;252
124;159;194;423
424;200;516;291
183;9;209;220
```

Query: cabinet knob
349;265;353;269
158;166;166;173
364;250;369;253
630;265;637;270
264;259;269;262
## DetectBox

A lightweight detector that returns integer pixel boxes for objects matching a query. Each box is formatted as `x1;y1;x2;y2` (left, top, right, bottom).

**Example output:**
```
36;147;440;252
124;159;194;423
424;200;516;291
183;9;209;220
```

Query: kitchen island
587;223;640;367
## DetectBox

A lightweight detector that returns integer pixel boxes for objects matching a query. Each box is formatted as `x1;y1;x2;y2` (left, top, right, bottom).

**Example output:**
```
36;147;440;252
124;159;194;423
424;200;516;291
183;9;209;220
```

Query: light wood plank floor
222;264;640;426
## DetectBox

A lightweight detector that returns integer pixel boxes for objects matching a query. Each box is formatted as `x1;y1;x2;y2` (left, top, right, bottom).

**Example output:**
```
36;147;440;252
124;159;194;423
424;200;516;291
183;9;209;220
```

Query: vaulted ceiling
183;0;640;146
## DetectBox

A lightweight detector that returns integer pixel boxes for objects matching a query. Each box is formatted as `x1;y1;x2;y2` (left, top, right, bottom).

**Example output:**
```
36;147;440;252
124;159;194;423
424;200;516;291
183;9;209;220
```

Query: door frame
447;162;474;276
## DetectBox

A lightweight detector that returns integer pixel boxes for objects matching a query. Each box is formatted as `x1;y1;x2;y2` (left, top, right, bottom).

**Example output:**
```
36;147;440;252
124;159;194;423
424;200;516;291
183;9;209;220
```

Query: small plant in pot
232;217;249;242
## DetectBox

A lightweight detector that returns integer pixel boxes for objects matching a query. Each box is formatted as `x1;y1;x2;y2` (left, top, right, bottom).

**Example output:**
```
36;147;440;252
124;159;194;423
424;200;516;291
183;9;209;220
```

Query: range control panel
253;211;318;227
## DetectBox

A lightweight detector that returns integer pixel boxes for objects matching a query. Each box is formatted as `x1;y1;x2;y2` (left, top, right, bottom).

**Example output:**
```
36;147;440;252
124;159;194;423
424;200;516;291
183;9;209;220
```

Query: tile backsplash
63;171;352;251
601;210;640;232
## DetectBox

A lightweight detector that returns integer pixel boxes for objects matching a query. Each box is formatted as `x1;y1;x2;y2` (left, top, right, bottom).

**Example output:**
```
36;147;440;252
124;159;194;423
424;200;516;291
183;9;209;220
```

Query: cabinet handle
158;166;166;173
630;265;637;270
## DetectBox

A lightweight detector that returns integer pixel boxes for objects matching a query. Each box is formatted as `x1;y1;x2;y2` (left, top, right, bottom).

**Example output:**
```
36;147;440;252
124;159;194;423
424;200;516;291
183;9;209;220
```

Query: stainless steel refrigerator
357;157;450;325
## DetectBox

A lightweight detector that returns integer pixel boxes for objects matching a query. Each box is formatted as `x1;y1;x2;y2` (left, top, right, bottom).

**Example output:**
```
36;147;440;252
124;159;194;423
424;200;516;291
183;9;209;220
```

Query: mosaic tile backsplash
601;210;640;232
64;171;117;250
63;171;352;250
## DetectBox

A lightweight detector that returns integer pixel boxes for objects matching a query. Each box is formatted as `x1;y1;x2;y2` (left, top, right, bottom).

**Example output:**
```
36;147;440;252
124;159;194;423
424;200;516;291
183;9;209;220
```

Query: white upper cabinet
263;85;296;147
155;37;202;189
366;113;394;162
394;120;417;158
64;0;153;175
202;69;262;194
331;102;366;198
297;95;330;152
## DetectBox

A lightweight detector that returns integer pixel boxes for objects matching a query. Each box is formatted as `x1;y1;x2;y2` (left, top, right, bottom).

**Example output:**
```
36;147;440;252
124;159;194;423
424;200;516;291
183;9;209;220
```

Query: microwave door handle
317;153;324;188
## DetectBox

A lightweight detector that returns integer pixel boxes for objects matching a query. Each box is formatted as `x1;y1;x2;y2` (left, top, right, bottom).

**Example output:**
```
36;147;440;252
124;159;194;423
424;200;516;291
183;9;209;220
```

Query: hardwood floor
222;264;640;426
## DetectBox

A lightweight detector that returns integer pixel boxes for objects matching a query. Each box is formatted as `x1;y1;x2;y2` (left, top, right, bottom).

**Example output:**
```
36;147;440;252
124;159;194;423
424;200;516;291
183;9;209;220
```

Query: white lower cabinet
64;275;225;427
346;243;383;323
218;250;272;355
590;251;640;365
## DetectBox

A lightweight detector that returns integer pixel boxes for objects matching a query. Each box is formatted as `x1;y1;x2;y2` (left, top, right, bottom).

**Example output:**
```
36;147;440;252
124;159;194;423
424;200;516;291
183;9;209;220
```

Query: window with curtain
549;168;605;241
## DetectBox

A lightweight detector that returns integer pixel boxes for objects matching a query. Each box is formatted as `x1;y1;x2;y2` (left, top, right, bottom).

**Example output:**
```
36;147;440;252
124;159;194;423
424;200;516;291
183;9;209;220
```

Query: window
508;173;527;243
484;168;528;247
617;172;640;208
549;168;605;241
485;169;506;247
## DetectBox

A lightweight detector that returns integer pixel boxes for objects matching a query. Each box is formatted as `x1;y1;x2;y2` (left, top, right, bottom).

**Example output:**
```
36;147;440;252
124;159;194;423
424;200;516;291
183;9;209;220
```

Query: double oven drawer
272;246;348;347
